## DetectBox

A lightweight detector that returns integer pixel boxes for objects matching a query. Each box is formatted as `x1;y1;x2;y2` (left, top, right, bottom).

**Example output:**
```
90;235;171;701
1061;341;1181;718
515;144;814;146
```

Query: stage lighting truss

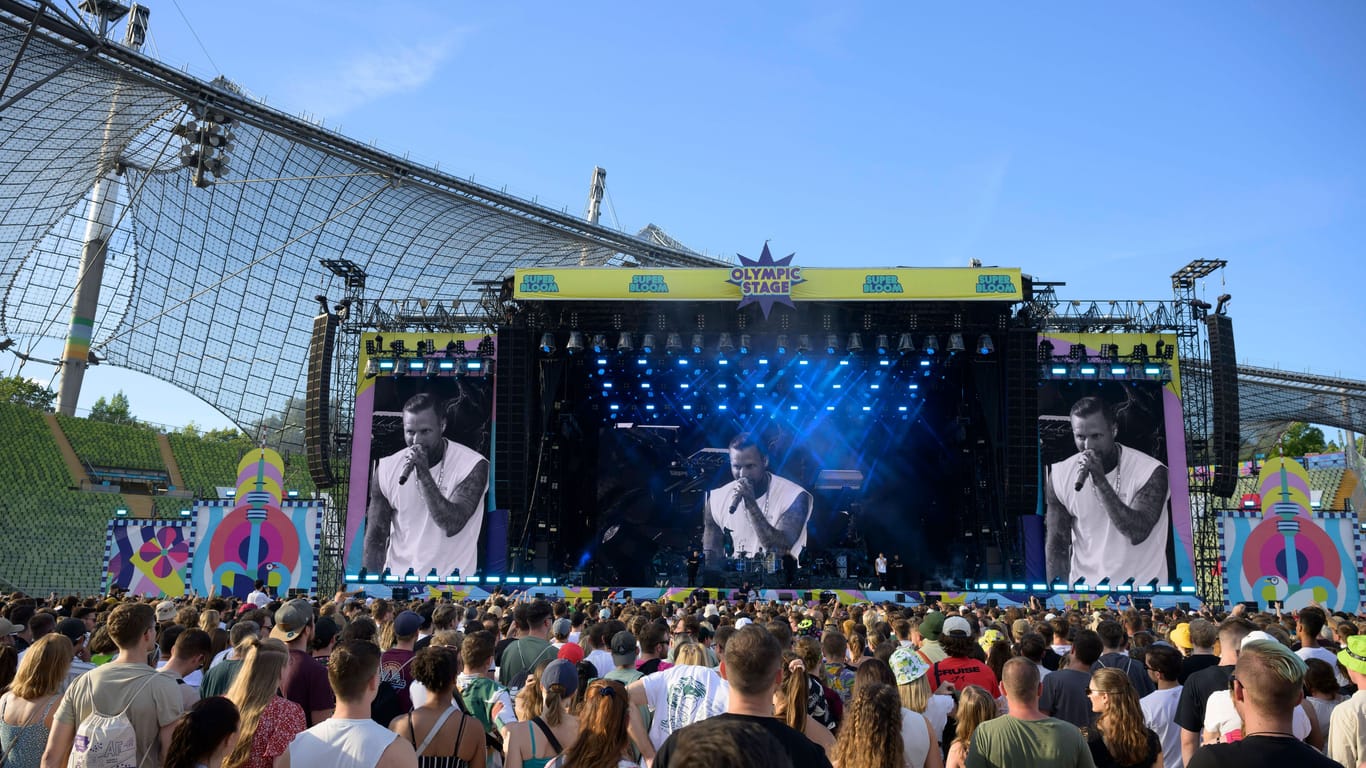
1039;354;1171;383
364;337;496;379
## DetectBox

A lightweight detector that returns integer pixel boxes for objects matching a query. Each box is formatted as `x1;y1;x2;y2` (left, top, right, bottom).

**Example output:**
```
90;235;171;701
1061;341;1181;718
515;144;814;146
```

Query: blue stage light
609;404;620;411
506;576;522;584
861;406;872;411
825;406;835;411
436;359;457;371
677;358;689;366
897;406;908;412
1110;365;1127;376
1145;365;1163;376
637;358;647;365
465;361;483;370
680;383;690;389
1011;583;1027;591
870;384;880;390
602;382;613;388
799;359;809;366
1051;365;1069;375
756;382;765;389
838;360;850;367
833;384;842;389
758;358;769;365
908;384;919;390
682;404;693;410
718;383;728;389
641;382;651;389
1031;583;1049;592
1080;365;1097;376
794;383;804;389
485;576;500;584
1158;585;1175;594
789;405;799;411
718;359;729;365
919;359;930;367
596;368;606;375
407;359;426;372
754;404;764;410
596;358;608;365
879;359;890;366
645;404;655;411
990;582;1008;591
719;404;728;410
377;359;397;372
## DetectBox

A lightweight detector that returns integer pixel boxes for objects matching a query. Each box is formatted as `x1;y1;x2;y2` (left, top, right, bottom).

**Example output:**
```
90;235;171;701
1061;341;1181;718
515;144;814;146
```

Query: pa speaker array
1206;315;1239;498
305;312;337;487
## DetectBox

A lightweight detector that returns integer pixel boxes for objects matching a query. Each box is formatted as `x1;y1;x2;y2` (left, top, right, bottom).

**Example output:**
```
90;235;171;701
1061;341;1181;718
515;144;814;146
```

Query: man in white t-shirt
626;658;729;750
363;393;488;580
1045;396;1170;584
1201;632;1313;745
246;580;272;608
1140;644;1184;768
702;433;812;569
1295;606;1348;687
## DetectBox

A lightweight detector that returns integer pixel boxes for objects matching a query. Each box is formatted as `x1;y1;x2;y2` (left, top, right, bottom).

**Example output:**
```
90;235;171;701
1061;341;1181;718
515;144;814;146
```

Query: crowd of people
2;585;1365;768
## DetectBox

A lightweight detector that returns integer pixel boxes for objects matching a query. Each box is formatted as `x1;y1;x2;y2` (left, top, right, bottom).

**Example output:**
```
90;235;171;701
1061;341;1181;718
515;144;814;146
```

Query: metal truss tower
317;259;366;595
1171;259;1227;605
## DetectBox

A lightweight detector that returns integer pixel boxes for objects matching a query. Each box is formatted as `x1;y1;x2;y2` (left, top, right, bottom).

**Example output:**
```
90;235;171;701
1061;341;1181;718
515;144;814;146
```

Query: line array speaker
1206;315;1239;498
305;312;337;487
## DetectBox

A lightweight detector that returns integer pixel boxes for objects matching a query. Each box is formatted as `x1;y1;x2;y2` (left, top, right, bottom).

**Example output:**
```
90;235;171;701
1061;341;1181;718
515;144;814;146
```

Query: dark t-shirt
1042;647;1064;671
1174;664;1232;732
1088;728;1161;768
1178;654;1220;685
654;713;833;768
1041;668;1093;729
380;647;416;712
1186;734;1339;768
1093;653;1155;698
282;648;335;726
199;658;243;698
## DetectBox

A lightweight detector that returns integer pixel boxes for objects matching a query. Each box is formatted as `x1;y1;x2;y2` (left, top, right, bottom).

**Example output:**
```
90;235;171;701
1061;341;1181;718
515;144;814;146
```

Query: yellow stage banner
513;267;1022;302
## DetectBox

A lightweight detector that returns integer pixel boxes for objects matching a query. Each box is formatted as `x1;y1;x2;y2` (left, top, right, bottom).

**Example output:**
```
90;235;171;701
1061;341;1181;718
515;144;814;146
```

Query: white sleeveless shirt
1050;443;1169;584
376;438;487;579
287;717;398;768
707;473;811;563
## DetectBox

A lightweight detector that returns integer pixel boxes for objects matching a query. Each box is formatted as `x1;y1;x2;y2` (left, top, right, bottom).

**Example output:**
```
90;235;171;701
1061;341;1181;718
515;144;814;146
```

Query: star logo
727;243;804;318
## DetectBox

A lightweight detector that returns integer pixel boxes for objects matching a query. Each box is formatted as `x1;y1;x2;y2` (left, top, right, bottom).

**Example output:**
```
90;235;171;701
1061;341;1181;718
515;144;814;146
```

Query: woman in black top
1086;668;1161;768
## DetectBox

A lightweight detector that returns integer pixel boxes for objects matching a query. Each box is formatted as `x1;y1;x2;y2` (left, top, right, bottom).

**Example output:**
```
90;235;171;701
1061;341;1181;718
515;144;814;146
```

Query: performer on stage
1045;396;1169;585
686;548;702;587
875;552;889;589
363;393;489;580
703;433;813;580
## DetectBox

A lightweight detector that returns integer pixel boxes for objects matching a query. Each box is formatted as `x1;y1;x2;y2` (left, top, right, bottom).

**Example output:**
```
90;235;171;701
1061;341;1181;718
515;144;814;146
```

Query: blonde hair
224;638;291;768
952;685;997;751
898;674;931;713
514;659;551;722
378;619;396;651
674;641;707;666
198;609;221;633
10;634;73;700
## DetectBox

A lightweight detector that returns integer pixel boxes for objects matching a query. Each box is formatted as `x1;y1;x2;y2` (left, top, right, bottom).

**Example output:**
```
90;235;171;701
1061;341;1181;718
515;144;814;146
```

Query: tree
0;374;56;410
88;391;138;426
1278;422;1327;459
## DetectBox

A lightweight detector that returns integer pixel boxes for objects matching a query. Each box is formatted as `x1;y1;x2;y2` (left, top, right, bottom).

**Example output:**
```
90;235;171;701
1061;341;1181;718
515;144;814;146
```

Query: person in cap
381;610;423;713
604;630;644;686
550;617;572;650
965;657;1092;768
927;616;999;699
273;598;335;726
890;645;954;741
1186;639;1338;768
914;612;948;663
54;616;96;687
277;639;417;768
155;600;178;627
1328;633;1366;766
501;657;580;767
0;617;24;648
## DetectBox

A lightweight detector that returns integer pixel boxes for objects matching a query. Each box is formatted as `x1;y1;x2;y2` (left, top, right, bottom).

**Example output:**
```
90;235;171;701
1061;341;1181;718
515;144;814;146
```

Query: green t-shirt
199;658;243;698
965;715;1096;768
604;667;644;685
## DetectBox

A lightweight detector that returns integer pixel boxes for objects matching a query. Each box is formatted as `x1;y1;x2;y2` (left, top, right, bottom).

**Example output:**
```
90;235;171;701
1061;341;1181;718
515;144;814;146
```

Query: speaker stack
1206;314;1240;498
305;312;337;487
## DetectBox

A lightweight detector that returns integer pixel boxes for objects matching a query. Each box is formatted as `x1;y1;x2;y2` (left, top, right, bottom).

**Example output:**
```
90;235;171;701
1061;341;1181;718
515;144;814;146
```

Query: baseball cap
155;601;177;623
735;617;753;629
1169;623;1192;650
56;618;88;643
394;611;423;637
599;607;612;620
312;616;339;648
889;646;930;685
0;618;22;636
1338;635;1366;676
703;604;719;618
1011;618;1032;641
541;658;579;695
943;615;972;638
1241;630;1276;649
270;598;313;642
552;618;573;638
610;631;639;666
557;642;585;664
919;611;946;641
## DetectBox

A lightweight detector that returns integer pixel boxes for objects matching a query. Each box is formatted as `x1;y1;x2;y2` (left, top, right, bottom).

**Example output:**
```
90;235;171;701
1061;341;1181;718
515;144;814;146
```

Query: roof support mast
580;166;605;266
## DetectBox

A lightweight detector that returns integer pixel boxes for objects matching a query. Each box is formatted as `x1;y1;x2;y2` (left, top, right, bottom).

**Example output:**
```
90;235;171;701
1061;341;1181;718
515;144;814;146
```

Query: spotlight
566;331;584;354
775;335;789;355
738;334;751;355
1069;343;1086;361
922;335;938;355
1131;343;1149;362
847;333;863;354
665;333;682;355
641;334;656;354
976;334;994;355
875;335;889;355
114;508;129;518
797;335;812;355
617;332;634;352
825;334;839;355
591;334;606;354
948;333;965;353
718;333;735;354
690;333;704;355
897;333;915;355
539;333;556;354
1037;340;1054;362
1215;293;1232;315
478;336;495;356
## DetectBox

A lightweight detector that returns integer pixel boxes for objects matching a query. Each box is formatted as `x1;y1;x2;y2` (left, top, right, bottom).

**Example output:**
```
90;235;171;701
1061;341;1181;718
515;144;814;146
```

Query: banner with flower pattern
104;520;195;598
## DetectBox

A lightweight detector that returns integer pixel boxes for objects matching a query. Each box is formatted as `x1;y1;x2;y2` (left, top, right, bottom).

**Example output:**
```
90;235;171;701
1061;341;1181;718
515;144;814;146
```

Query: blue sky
42;1;1366;432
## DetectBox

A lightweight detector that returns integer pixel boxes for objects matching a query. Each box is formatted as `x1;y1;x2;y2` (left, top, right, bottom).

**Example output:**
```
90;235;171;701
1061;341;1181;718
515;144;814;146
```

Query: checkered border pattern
102;518;197;595
1217;509;1365;609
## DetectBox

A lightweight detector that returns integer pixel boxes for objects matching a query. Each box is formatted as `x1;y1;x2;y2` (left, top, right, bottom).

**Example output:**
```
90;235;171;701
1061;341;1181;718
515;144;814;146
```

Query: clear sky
28;1;1366;434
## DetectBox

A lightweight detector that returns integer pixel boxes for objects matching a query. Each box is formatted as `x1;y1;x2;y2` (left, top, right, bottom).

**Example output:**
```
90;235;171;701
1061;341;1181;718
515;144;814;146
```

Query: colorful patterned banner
104;520;194;598
1220;457;1364;612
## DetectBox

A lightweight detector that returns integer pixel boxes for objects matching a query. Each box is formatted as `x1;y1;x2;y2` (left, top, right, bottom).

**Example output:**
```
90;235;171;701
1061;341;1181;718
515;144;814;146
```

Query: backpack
67;673;159;768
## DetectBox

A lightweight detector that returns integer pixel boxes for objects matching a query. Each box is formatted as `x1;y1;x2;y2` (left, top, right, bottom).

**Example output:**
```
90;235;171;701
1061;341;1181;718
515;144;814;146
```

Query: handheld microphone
727;491;742;515
398;449;416;485
1074;473;1087;493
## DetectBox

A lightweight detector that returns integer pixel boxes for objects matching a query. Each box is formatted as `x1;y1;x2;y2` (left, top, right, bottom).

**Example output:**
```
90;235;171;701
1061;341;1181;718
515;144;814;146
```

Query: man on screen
703;433;812;576
364;393;489;580
1045;396;1170;585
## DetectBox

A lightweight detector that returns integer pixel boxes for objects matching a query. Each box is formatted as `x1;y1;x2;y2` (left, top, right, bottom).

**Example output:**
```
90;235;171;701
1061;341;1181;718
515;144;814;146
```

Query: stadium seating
55;414;165;472
0;403;124;594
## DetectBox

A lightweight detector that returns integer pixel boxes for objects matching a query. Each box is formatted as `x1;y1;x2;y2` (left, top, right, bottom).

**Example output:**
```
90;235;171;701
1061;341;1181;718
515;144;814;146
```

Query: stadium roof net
0;0;719;431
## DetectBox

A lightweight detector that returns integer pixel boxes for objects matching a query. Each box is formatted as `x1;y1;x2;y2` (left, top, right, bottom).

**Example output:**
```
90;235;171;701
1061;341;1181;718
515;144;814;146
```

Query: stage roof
0;0;722;430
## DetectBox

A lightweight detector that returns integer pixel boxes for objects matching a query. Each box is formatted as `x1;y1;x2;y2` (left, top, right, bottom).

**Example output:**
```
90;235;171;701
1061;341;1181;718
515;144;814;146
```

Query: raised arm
1044;471;1072;582
363;477;395;571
